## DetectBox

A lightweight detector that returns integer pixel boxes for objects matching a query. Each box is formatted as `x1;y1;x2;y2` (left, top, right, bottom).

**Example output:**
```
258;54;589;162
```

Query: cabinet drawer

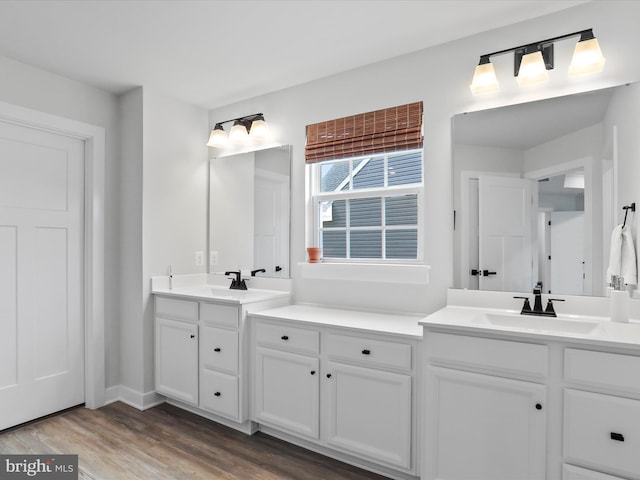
565;349;640;395
155;296;198;323
255;321;319;355
564;389;640;478
200;326;238;375
200;302;239;328
200;370;239;420
325;333;412;372
425;331;548;379
563;464;627;480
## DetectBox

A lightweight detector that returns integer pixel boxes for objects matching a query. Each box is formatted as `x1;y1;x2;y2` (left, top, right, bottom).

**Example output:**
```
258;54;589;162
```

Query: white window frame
309;149;424;264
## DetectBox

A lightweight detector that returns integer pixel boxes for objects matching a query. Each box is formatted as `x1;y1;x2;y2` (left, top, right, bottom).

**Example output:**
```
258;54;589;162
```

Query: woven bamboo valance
305;101;423;163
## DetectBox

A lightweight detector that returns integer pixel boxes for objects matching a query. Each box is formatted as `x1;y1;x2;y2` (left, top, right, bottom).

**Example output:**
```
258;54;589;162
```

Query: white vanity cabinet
254;321;321;439
250;307;421;478
154;297;199;405
422;331;548;480
323;333;413;470
563;348;640;480
198;302;241;420
154;291;290;431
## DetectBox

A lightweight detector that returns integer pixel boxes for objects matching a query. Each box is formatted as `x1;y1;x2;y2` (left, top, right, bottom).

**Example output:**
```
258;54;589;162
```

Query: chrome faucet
514;283;565;317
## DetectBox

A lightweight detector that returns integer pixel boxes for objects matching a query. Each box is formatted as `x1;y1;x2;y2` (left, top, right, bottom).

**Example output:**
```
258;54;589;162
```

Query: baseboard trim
166;399;257;435
103;385;165;411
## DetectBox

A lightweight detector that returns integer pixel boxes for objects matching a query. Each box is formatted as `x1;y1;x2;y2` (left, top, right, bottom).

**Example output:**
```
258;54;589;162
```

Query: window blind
305;101;423;164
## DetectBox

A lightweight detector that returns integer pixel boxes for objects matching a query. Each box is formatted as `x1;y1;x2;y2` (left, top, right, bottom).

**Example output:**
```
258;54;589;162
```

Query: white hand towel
607;224;638;285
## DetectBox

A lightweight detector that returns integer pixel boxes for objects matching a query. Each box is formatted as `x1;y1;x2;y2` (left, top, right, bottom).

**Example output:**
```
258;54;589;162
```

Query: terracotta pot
306;247;322;263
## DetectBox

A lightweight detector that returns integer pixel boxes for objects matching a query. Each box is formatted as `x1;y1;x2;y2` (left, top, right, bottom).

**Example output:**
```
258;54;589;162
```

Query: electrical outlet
195;251;204;266
210;251;218;266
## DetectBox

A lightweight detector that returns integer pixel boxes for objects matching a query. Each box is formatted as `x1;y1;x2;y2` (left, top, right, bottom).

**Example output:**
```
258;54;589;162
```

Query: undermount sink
473;312;601;335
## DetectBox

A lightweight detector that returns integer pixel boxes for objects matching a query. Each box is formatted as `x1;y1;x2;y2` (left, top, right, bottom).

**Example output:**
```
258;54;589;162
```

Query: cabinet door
155;317;198;404
254;347;319;439
424;366;546;480
324;361;412;470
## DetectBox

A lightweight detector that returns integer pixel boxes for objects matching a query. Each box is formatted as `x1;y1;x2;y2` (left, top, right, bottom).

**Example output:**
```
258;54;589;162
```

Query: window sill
297;262;430;285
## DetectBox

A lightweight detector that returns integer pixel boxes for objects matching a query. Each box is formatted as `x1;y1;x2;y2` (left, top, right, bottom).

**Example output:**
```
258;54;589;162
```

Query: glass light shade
469;62;499;95
568;38;605;77
207;126;227;147
249;118;270;141
516;51;549;86
228;122;249;143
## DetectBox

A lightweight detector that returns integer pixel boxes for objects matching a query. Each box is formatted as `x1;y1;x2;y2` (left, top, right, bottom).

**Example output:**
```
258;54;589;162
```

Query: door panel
324;361;412;469
479;175;533;292
425;366;546;480
0;121;85;430
254;347;320;439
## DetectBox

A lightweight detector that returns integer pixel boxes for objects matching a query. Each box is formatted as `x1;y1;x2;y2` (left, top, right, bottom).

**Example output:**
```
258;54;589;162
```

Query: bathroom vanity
152;278;290;433
248;304;423;479
420;289;640;480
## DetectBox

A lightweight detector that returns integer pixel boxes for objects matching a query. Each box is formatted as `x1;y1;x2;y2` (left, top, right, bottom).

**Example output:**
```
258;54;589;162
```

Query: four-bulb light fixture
207;113;270;148
470;28;606;95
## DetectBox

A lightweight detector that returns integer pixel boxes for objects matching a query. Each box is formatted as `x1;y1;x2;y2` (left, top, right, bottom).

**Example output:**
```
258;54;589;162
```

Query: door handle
471;269;497;277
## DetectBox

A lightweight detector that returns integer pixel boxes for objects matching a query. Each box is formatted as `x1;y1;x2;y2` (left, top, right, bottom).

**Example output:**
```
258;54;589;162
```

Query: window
310;149;423;261
305;101;424;263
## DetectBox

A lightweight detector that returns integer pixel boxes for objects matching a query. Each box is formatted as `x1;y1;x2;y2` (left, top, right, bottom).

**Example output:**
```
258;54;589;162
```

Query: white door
254;169;289;277
478;175;533;292
550;211;585;295
254;347;319;439
323;361;412;470
0;121;85;430
424;366;547;480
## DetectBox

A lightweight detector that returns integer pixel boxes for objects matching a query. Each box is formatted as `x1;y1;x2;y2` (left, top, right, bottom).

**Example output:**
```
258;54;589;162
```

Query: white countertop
152;284;291;305
419;304;640;350
249;304;424;339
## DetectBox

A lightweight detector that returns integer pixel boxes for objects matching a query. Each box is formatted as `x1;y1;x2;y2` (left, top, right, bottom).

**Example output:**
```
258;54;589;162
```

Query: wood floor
0;402;390;479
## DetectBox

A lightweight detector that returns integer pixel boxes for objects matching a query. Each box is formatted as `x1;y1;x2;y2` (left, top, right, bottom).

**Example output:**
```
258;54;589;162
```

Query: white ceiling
0;0;588;109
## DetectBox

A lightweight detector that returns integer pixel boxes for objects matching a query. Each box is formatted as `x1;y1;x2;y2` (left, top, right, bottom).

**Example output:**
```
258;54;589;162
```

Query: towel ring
622;202;636;228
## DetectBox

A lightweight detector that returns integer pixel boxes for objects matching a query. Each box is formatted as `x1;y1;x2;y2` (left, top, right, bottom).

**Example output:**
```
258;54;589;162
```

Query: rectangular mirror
453;84;637;296
209;145;291;278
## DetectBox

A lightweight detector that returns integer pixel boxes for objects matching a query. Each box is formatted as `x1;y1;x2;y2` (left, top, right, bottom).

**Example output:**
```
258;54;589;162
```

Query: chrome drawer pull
611;432;625;442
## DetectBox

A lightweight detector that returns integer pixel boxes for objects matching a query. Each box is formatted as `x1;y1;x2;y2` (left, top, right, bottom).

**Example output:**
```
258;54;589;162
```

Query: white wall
208;1;640;314
141;89;209;394
118;87;144;395
0;55;122;389
119;87;208;402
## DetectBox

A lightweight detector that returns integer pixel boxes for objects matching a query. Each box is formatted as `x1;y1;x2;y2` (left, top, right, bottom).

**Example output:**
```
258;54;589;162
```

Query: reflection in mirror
209;145;291;278
453;84;636;296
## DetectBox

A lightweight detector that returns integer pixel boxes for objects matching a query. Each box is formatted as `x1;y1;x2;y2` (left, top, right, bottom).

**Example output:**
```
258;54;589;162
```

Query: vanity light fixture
470;28;605;95
206;113;270;147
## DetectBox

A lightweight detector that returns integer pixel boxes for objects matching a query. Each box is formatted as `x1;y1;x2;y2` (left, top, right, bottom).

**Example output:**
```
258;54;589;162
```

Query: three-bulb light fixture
470;28;606;95
207;113;270;148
